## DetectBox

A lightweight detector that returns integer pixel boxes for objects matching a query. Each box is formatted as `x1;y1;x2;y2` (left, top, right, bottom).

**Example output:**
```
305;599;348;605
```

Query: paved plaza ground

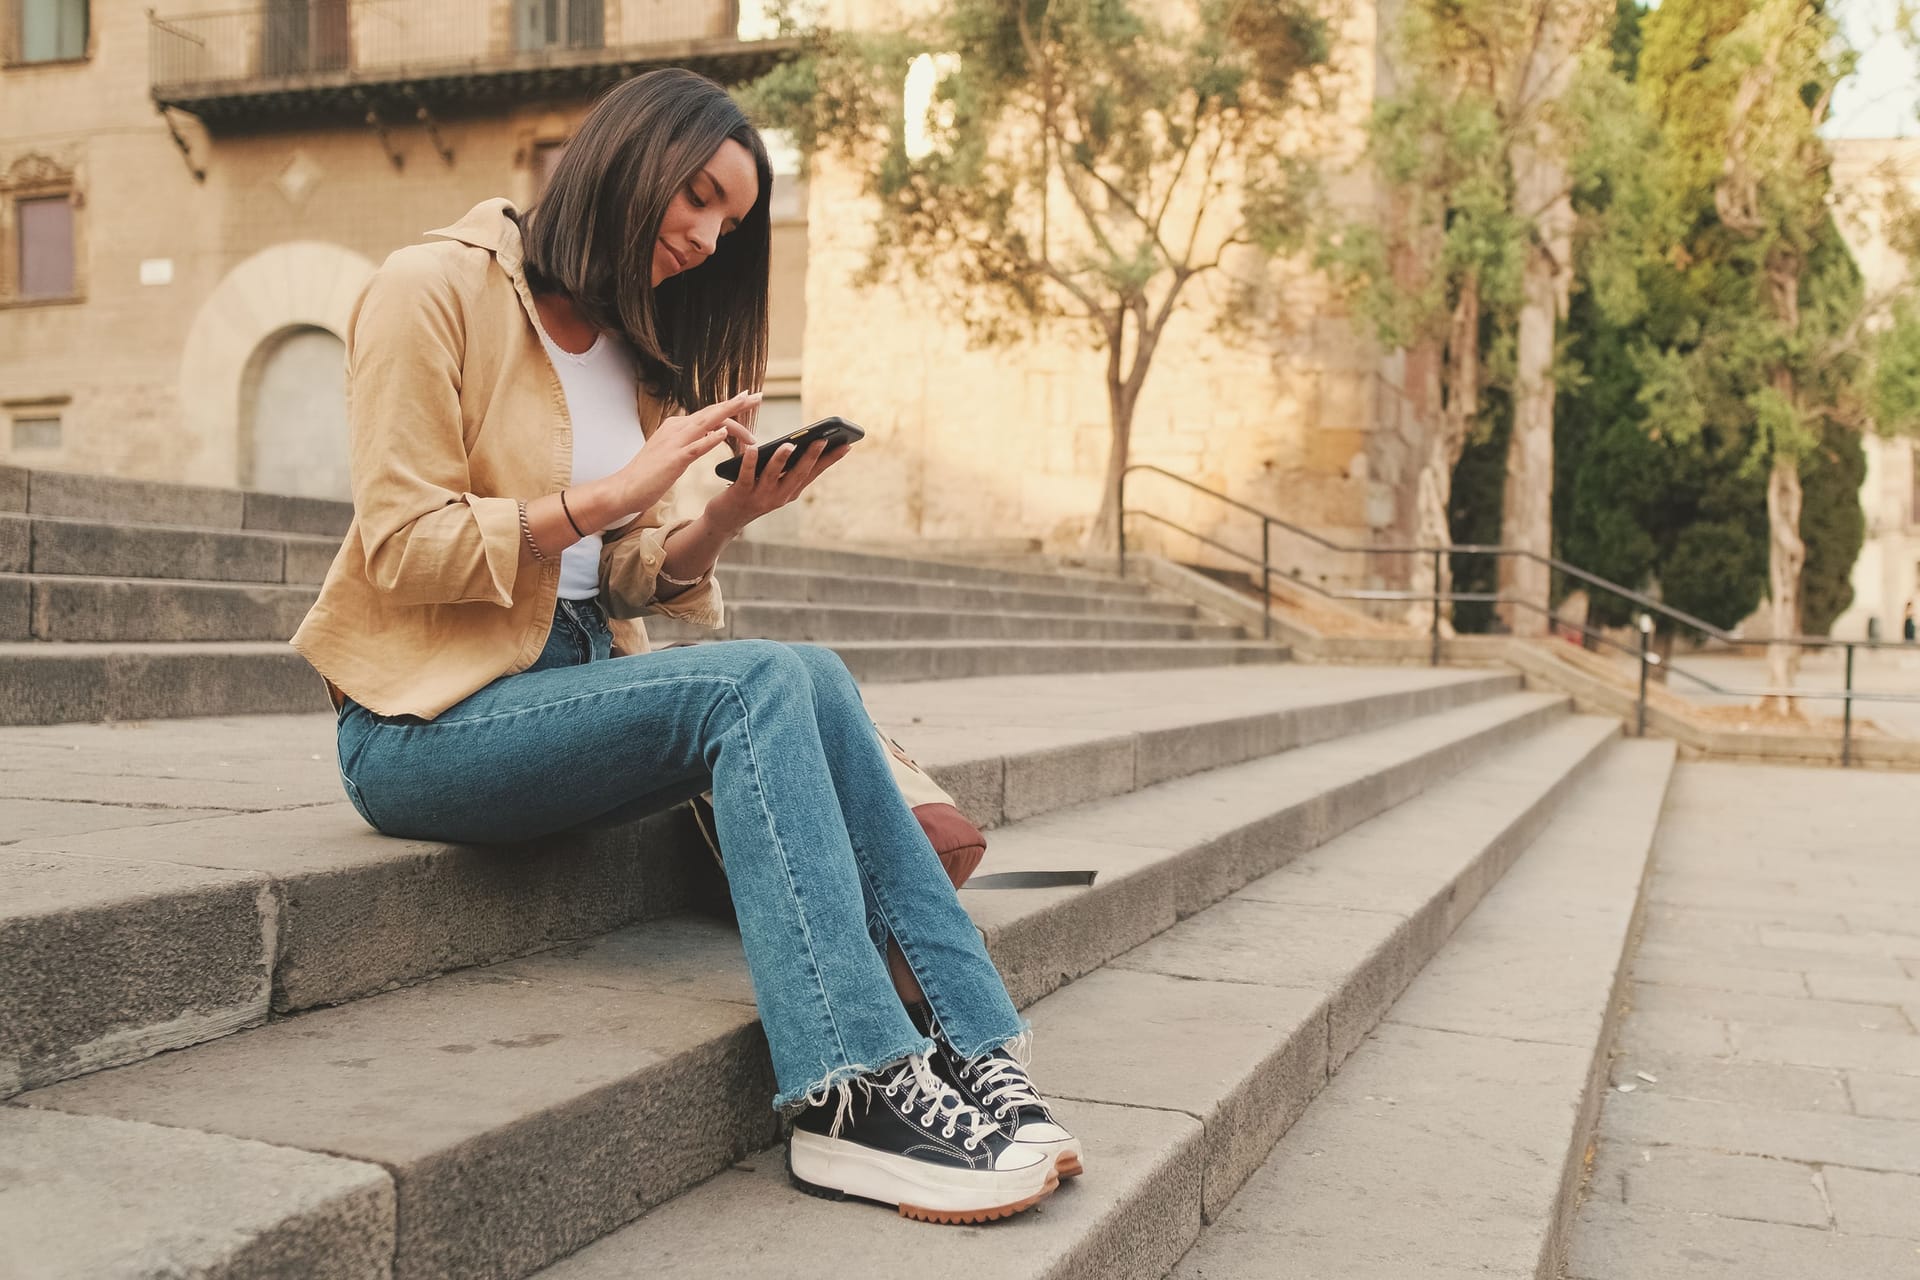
1564;761;1920;1279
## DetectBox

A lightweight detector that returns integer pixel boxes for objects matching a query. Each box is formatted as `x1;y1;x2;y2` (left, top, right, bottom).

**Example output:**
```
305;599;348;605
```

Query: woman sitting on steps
289;67;1079;1225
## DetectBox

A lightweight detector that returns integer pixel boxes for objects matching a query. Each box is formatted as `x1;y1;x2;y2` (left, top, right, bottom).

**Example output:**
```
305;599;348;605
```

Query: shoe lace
884;1056;997;1150
961;1051;1045;1119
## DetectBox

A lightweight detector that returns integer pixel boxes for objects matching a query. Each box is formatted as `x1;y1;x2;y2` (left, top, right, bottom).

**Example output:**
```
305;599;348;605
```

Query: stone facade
1830;138;1920;642
0;0;806;500
1;0;1385;572
788;0;1386;582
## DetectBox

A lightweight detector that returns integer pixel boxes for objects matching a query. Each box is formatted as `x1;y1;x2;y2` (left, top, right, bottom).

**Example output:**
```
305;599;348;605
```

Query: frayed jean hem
772;1033;937;1115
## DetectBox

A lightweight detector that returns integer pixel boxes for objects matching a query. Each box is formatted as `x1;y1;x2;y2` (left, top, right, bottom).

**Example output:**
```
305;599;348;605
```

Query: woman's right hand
613;390;761;516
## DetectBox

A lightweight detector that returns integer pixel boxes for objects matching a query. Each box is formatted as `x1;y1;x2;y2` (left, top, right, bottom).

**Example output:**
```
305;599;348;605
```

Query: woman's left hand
704;437;850;534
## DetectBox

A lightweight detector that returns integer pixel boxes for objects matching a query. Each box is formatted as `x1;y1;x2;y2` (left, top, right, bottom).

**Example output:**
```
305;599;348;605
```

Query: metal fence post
1637;614;1652;738
1260;520;1272;641
1429;548;1442;667
1843;642;1856;768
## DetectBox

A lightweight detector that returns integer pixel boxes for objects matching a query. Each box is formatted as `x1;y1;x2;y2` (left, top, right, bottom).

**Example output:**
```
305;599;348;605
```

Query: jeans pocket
339;769;378;829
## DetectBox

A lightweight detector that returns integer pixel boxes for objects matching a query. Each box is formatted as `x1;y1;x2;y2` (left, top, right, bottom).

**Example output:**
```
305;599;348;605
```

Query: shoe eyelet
942;1126;957;1139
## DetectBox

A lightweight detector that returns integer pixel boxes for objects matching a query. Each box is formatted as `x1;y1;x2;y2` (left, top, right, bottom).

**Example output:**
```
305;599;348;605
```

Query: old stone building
1830;137;1920;642
0;0;808;506
1;0;1393;570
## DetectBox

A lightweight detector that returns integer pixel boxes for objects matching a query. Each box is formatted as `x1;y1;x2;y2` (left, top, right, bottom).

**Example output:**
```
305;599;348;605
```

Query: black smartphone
715;416;865;483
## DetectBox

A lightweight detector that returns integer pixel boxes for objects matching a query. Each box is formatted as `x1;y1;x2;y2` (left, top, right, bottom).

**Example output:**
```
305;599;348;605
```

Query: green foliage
1555;0;1880;644
1314;0;1535;362
1874;298;1920;431
741;0;1335;353
1800;421;1866;635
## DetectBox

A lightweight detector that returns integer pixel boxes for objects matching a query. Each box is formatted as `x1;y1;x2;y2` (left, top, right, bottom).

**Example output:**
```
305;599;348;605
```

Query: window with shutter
17;195;75;299
17;0;87;63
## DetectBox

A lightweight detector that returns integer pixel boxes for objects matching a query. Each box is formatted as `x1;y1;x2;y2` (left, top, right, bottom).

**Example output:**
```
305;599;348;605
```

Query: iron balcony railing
1119;463;1915;767
149;0;784;123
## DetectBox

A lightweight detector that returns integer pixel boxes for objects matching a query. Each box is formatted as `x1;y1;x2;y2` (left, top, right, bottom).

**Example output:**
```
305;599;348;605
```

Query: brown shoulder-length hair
515;68;773;412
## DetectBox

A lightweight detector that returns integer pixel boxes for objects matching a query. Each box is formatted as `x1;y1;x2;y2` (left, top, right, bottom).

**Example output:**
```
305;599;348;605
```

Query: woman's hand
612;391;760;517
703;433;851;536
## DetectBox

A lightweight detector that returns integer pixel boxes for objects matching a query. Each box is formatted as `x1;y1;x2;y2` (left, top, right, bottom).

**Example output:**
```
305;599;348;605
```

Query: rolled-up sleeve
347;250;524;608
599;516;725;628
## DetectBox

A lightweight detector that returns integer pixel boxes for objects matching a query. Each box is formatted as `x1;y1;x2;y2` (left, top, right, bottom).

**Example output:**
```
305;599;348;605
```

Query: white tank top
536;326;646;600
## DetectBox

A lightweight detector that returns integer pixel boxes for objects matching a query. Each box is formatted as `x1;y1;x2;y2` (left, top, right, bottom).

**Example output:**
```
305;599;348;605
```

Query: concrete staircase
0;467;1282;725
0;472;1676;1279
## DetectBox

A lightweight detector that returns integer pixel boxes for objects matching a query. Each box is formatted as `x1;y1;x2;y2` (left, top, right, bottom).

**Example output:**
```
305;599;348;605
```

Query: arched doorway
242;325;349;499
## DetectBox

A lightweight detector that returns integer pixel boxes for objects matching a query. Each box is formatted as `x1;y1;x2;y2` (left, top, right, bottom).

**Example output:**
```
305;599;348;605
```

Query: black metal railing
150;0;761;99
1118;463;1913;766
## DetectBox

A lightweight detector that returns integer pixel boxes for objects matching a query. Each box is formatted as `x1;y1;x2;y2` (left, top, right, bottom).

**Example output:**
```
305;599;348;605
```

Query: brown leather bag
686;718;986;891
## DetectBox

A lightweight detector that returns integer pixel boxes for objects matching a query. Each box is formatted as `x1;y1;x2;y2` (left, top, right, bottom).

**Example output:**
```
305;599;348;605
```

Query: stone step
714;564;1202;620
7;691;1579;1279
0;636;1285;726
3;573;1228;647
1171;739;1675;1280
529;716;1625;1280
648;599;1246;645
0;642;329;725
3;575;317;643
0;666;1523;1093
0;466;352;536
0;1107;394;1280
0;513;339;585
725;539;1151;599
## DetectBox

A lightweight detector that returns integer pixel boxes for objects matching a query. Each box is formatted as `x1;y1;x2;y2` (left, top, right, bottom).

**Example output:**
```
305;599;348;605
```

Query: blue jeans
336;598;1026;1109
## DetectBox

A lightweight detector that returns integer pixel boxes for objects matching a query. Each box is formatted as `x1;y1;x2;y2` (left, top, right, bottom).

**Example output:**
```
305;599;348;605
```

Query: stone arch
240;324;350;498
176;240;375;489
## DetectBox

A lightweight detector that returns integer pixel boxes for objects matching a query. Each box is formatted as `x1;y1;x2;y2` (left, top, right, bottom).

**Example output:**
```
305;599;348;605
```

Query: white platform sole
787;1129;1058;1224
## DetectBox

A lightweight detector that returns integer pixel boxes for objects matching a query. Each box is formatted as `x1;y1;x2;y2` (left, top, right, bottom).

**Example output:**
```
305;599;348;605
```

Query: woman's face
652;138;760;287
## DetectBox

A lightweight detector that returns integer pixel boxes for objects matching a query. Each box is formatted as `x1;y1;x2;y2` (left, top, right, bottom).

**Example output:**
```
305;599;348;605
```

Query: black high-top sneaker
787;1055;1058;1224
935;1041;1084;1178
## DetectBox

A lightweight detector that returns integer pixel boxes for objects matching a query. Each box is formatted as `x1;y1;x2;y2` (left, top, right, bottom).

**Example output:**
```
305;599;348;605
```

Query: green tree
1318;0;1607;632
1635;0;1868;702
744;0;1334;551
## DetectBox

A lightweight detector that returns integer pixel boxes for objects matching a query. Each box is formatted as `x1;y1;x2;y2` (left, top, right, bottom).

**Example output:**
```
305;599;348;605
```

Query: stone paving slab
1602;1047;1853;1115
1824;1165;1920;1238
0;1106;394;1280
1587;1139;1830;1228
1629;982;1914;1035
1565;761;1920;1276
1850;1069;1920;1120
1567;1201;1920;1278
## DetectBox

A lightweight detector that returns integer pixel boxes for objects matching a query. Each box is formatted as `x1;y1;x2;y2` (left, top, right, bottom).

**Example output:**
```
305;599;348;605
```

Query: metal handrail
1118;464;1905;766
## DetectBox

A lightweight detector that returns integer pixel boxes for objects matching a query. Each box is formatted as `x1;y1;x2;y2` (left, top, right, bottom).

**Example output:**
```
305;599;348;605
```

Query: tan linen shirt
290;198;725;719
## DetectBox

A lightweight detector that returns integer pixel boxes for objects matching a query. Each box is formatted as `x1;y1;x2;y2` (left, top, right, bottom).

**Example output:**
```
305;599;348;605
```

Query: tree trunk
1763;447;1806;715
1407;274;1483;633
1499;0;1590;637
1406;429;1457;635
1086;373;1136;561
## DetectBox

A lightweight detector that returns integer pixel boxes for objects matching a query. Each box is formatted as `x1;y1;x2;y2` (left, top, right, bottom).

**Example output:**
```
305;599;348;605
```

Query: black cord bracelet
559;488;587;539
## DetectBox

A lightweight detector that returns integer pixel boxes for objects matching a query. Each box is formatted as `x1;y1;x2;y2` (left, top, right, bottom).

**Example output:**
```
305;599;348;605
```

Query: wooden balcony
149;1;794;132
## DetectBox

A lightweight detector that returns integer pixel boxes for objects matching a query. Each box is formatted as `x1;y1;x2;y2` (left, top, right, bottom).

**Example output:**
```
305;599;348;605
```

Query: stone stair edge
0;467;352;537
7;695;1598;1279
0;638;1297;726
1;674;1537;1101
528;714;1625;1280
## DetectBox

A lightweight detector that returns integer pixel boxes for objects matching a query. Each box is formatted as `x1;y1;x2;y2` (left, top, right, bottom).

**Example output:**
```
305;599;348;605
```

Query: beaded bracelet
658;564;706;588
518;501;552;564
